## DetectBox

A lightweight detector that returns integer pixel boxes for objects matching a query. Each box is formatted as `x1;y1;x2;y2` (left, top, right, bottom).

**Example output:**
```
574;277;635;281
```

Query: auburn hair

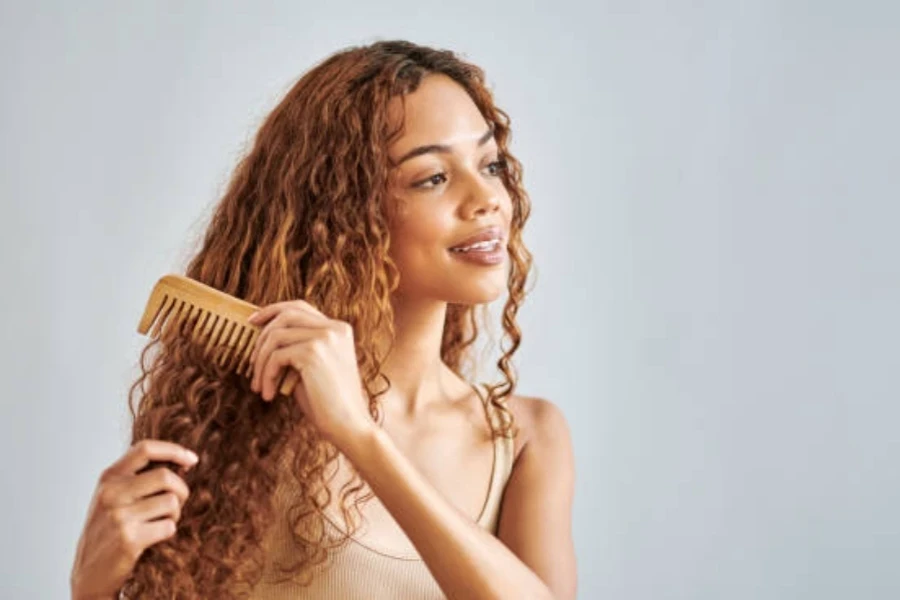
122;39;533;598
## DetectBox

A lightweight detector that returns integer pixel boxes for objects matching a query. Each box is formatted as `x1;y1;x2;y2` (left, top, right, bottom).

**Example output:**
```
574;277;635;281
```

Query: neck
374;294;467;418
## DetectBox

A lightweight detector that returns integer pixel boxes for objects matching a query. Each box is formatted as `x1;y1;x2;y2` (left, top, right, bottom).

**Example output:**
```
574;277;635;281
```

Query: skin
70;441;199;599
69;73;577;600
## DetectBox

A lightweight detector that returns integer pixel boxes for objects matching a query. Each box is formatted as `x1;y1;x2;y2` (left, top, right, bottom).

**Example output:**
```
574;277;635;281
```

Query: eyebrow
392;127;495;166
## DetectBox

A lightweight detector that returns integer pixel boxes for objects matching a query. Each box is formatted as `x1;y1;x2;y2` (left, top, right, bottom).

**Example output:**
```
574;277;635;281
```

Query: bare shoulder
504;393;573;464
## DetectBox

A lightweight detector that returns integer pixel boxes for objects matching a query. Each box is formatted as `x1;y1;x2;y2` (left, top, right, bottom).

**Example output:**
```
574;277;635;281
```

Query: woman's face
385;74;513;305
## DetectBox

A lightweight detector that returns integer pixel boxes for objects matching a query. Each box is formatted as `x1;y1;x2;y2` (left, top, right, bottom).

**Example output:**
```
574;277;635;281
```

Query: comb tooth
178;302;197;336
206;318;225;363
240;329;261;378
139;276;203;336
201;314;220;352
225;325;251;372
203;315;224;354
161;299;184;337
184;305;203;338
236;329;251;377
232;325;252;370
178;304;196;337
236;326;257;371
279;370;301;397
191;309;212;343
170;300;191;334
210;319;235;363
139;291;167;336
218;322;242;367
149;295;176;338
240;327;261;376
138;287;166;335
225;322;244;368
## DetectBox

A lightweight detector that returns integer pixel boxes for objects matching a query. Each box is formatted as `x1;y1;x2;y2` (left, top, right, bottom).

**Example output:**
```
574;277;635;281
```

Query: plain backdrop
2;1;898;598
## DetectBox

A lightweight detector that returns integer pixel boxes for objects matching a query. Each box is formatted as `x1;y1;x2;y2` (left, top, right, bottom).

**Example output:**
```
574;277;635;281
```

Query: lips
449;225;505;252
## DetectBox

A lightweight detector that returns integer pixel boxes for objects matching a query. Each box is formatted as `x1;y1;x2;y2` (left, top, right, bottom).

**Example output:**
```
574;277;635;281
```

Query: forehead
387;74;492;160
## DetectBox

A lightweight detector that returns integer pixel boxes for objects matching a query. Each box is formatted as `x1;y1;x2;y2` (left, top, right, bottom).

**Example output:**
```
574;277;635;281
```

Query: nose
460;170;502;218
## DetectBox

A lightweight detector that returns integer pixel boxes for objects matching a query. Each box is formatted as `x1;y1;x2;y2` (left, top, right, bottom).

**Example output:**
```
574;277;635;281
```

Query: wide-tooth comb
136;274;300;397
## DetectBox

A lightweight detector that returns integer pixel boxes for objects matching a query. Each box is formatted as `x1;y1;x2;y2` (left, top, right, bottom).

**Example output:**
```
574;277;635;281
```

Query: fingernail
248;311;259;321
186;450;199;464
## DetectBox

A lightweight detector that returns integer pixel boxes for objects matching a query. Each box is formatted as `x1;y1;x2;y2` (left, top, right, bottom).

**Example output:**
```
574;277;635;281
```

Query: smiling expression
385;74;514;305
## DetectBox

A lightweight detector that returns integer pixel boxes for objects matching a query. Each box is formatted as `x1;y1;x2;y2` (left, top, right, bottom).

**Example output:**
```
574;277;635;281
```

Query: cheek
389;210;451;265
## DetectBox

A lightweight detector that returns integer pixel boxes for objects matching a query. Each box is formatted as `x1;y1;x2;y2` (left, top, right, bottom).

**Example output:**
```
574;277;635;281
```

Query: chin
444;274;508;306
393;257;509;304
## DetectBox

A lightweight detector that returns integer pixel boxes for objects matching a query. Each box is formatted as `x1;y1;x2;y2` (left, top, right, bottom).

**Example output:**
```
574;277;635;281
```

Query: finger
250;327;323;392
249;307;330;370
109;440;199;477
252;325;322;392
248;300;326;325
127;492;183;523
259;344;312;402
134;518;178;548
248;300;328;327
127;468;190;505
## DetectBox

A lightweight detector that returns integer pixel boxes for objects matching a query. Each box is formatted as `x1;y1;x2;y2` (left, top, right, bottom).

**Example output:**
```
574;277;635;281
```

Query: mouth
449;238;504;253
447;236;507;266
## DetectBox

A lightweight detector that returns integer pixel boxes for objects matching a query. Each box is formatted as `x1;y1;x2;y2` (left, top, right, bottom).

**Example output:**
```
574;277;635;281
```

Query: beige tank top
245;383;515;599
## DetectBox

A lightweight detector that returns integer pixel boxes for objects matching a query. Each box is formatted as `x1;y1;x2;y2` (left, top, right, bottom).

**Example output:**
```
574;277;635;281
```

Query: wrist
336;421;384;464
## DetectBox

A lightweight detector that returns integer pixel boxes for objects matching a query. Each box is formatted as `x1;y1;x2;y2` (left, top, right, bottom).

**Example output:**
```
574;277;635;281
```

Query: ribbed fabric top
246;383;514;599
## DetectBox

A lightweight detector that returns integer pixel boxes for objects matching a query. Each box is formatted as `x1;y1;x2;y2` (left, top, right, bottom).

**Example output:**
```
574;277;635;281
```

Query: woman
70;40;577;599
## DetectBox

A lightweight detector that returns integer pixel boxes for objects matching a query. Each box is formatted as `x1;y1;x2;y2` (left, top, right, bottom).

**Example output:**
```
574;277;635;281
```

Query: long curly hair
122;39;533;598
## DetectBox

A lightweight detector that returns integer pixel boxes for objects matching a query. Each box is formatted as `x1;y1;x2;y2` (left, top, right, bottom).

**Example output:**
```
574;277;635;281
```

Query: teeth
452;239;500;252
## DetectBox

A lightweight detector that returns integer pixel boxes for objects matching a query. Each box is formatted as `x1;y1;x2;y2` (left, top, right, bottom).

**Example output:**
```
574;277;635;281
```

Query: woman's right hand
70;440;199;600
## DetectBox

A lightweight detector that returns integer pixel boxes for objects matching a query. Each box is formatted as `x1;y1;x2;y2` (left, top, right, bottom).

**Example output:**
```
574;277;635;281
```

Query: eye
412;172;447;189
485;158;508;176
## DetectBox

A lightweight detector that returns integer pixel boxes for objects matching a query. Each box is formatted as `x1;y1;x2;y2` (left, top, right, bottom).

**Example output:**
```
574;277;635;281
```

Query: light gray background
2;1;898;598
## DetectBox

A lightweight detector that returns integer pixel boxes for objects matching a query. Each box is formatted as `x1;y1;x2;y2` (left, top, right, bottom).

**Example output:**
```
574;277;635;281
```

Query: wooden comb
136;274;300;397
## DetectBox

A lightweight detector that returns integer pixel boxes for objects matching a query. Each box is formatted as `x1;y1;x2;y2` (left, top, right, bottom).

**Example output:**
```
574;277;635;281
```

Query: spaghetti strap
471;383;515;533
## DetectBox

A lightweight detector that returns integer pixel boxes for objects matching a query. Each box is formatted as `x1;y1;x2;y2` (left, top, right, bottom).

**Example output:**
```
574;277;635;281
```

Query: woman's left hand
247;301;375;450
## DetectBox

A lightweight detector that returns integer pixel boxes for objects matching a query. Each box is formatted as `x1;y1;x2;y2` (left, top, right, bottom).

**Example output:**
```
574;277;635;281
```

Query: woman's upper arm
497;397;578;600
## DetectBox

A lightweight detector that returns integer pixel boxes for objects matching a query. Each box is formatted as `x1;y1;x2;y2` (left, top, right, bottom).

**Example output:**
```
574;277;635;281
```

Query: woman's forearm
342;426;554;600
